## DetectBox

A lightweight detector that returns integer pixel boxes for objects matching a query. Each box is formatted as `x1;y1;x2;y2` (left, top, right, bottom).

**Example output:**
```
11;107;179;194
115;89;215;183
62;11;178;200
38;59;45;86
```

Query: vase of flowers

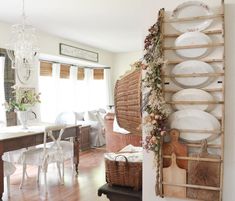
16;111;28;129
4;85;40;129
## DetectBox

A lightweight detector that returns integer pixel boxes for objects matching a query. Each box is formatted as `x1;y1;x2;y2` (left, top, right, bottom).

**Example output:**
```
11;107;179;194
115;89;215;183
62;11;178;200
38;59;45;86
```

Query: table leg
0;142;4;199
73;127;80;175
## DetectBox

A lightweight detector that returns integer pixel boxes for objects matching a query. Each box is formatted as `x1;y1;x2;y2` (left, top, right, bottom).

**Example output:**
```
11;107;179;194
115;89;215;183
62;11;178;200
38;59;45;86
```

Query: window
39;62;108;123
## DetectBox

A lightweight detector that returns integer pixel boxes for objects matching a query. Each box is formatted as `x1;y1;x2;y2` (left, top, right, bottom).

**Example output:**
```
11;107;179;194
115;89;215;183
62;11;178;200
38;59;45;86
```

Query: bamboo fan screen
114;69;142;135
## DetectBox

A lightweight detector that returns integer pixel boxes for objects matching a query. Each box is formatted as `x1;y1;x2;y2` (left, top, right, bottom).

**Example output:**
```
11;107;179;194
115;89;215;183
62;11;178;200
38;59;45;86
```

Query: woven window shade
77;68;85;80
93;69;104;80
60;64;70;79
40;62;52;76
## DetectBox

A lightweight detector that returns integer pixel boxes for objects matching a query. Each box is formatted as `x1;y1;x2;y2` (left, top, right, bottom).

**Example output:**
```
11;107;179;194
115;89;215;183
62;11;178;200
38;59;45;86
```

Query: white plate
171;60;214;88
172;89;215;111
171;1;213;33
169;109;220;142
175;32;212;59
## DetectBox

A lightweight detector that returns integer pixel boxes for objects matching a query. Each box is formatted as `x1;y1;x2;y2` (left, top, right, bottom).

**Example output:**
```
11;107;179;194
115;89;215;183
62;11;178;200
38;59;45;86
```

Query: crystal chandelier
6;0;39;70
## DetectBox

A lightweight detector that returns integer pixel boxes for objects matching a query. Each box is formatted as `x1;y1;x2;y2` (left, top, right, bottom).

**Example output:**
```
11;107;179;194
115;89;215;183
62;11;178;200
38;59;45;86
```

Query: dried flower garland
142;8;169;196
143;8;169;155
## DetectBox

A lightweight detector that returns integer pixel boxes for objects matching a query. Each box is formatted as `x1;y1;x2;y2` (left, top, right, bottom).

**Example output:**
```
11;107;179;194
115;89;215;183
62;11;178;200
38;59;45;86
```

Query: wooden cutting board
163;129;188;169
187;141;220;201
163;153;186;198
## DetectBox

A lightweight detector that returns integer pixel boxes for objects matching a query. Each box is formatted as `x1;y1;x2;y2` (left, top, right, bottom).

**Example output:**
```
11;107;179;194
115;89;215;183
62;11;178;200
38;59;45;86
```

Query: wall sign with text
59;43;99;62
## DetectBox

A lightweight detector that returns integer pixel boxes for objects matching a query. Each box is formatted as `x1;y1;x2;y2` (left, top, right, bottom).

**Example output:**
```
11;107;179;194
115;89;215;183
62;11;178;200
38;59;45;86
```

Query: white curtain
104;68;113;106
40;63;60;122
39;64;109;122
70;66;78;110
84;68;93;110
0;57;6;126
85;68;107;110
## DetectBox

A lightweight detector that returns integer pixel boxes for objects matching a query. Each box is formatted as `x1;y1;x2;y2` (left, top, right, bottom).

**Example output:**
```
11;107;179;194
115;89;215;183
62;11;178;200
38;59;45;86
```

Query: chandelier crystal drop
6;0;39;70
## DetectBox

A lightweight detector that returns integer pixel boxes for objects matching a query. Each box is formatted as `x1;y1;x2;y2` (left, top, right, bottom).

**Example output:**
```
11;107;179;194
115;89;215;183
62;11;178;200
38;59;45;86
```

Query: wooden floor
3;148;109;201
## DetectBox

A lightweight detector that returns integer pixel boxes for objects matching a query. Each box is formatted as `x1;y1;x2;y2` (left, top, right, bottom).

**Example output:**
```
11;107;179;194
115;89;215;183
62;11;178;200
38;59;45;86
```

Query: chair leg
37;166;41;184
56;162;62;184
25;168;29;178
61;162;64;185
71;157;74;174
6;176;10;197
20;163;27;189
43;165;48;195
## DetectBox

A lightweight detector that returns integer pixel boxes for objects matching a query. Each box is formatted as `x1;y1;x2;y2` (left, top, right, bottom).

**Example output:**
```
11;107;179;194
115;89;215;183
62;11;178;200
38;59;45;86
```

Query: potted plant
4;85;40;129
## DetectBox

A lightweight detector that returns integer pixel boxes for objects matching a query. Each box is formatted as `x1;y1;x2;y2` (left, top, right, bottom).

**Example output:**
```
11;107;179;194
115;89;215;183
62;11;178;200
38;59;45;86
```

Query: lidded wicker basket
114;69;142;135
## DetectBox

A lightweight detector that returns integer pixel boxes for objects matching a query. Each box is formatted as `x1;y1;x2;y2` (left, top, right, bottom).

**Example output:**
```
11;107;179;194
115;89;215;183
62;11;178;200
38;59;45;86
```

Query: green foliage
4;85;40;111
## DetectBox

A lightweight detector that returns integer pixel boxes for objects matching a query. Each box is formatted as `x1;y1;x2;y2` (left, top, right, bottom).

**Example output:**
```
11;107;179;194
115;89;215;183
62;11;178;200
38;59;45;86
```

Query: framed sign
59;43;99;62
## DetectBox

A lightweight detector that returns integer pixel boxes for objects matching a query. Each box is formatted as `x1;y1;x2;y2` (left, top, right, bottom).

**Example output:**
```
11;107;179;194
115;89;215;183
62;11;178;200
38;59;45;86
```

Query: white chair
2;148;27;164
20;125;68;194
55;112;77;170
4;161;16;197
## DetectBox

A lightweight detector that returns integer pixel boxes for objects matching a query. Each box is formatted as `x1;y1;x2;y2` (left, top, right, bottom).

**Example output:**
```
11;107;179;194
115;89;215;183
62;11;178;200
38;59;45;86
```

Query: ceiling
0;0;221;53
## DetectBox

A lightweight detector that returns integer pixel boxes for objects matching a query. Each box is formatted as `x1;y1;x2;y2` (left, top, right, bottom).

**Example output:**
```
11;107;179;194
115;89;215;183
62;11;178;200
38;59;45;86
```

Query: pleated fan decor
114;69;142;135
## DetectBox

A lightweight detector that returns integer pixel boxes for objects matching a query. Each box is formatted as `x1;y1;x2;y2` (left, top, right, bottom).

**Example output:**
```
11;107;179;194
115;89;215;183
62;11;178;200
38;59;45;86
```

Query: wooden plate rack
157;1;225;200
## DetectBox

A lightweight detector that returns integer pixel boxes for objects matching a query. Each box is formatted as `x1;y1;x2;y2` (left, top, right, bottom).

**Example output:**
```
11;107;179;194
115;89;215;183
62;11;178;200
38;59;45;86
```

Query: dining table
0;122;80;199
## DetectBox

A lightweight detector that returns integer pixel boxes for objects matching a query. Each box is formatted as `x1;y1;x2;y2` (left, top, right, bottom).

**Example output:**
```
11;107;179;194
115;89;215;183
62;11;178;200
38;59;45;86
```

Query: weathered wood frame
160;1;225;200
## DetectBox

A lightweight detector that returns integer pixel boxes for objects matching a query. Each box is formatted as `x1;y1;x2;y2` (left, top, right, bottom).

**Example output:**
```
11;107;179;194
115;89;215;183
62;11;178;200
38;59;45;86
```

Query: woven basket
105;155;142;191
114;69;142;135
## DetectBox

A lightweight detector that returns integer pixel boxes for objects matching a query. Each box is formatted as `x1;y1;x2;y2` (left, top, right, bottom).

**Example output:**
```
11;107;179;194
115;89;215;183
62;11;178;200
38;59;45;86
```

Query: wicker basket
114;69;142;135
105;155;142;191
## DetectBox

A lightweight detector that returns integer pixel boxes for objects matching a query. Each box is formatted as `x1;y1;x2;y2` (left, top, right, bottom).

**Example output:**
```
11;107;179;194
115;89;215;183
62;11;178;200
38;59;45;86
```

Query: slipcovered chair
56;111;106;147
83;111;105;147
3;161;16;197
55;111;77;125
19;125;69;194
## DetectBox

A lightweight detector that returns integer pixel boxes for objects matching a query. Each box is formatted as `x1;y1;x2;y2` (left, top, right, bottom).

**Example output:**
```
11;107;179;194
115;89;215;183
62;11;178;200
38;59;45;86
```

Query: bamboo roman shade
93;69;104;80
60;64;70;79
40;62;52;76
40;61;104;80
77;68;85;80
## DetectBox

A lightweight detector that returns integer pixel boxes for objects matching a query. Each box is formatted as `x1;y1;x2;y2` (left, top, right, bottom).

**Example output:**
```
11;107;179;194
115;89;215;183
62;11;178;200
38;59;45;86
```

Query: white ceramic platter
171;1;213;33
172;89;215;111
171;60;214;88
175;32;212;59
169;109;221;142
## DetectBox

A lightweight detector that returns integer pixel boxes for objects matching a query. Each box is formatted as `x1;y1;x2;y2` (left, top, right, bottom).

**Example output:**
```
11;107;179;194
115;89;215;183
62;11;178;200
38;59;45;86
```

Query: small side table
79;125;91;151
98;183;142;201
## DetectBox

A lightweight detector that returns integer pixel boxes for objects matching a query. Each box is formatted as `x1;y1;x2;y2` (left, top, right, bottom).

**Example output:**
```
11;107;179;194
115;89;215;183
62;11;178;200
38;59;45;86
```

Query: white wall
0;20;116;119
111;51;142;93
0;21;114;68
0;20;144;106
143;1;235;201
